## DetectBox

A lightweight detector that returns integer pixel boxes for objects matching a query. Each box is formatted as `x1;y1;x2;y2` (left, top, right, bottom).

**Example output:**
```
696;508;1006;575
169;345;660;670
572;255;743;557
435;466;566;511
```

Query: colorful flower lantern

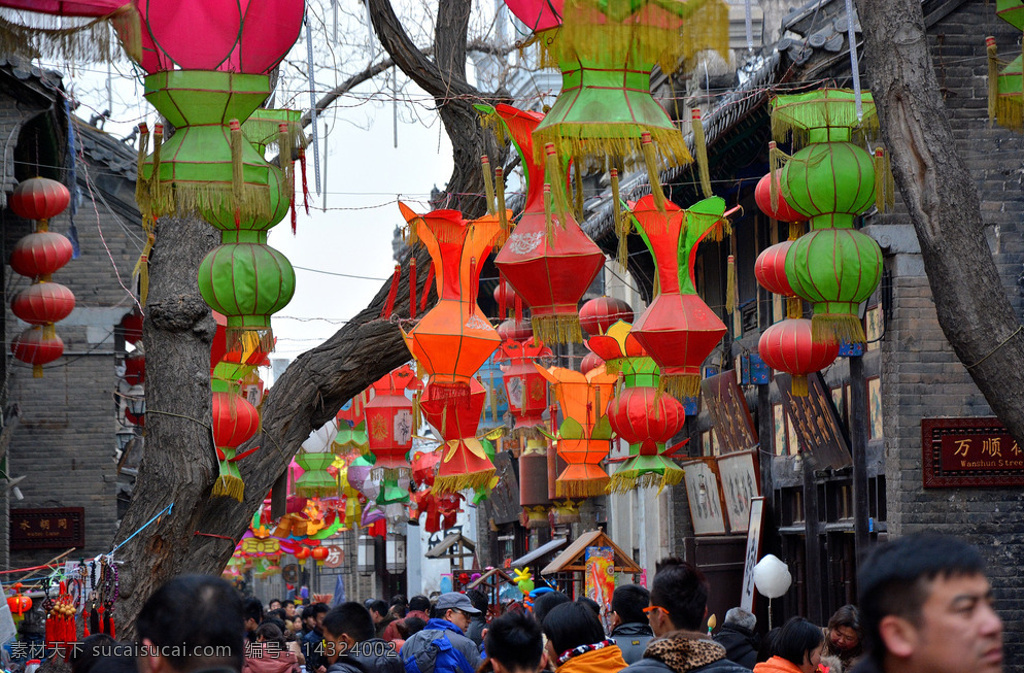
631;195;728;398
589;321;685;490
535;364;617;497
420;378;494;493
758;319;840;396
500;338;551;438
479;104;604;344
9;177;75;378
399;203;503;396
365;364;422;478
772;89;885;345
295;419;340;498
579;297;634;337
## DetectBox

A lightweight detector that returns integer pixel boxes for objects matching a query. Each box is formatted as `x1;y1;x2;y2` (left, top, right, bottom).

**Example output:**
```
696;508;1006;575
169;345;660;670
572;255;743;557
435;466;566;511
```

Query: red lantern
364;364;422;476
123;351;146;386
311;546;329;567
580;351;604;374
579;297;634;337
754;241;795;298
607;388;685;456
754;172;803;223
11;282;75;325
758;319;840;396
499;338;551;438
120;309;144;345
11;326;64;377
420;378;493;493
212;392;260;448
294;547;310;562
9;177;70;223
7;582;31;623
496;318;533;343
9;232;74;279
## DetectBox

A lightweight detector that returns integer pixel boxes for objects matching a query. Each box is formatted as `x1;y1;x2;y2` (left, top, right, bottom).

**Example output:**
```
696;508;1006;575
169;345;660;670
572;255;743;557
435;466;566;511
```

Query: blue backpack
404;632;475;673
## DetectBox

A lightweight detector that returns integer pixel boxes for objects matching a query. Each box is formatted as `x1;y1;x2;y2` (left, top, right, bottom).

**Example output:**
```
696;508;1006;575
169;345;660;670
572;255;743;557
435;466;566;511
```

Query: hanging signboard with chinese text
922;417;1024;488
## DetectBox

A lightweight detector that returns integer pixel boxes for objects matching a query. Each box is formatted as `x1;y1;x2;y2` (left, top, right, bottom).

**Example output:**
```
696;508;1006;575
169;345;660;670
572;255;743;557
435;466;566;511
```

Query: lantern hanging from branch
365;364;422;479
210;361;261;500
772;89;886;345
478;104;604;344
535;364;617;498
630;195;728;398
589;321;686;491
420;378;494;494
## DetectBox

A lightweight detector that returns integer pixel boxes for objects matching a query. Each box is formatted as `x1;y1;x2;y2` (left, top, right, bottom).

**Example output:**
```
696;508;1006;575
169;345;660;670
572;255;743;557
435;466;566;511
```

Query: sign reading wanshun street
922;417;1024;488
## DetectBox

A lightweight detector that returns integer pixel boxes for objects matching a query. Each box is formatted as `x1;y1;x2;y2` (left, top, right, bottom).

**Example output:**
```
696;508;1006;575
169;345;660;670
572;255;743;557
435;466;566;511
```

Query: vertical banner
585;546;615;631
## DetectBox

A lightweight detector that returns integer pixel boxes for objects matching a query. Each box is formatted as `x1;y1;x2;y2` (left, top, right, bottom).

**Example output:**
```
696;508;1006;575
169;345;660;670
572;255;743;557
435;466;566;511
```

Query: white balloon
753;554;792;599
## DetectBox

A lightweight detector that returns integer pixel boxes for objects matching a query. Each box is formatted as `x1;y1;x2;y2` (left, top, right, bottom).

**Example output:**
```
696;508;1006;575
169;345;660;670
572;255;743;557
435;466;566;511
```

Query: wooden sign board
776;372;851;470
489;450;522;525
702;372;757;454
11;507;85;550
922;417;1024;487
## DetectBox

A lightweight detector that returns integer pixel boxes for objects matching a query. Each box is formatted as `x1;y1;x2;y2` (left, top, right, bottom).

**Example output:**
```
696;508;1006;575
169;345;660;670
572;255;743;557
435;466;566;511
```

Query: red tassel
45;615;55;647
108;615;116;640
515;294;524;325
420;263;435;314
298;147;310;215
498;276;507;320
290;199;297;234
381;264;401;319
97;605;105;634
82;609;90;638
409;258;417;319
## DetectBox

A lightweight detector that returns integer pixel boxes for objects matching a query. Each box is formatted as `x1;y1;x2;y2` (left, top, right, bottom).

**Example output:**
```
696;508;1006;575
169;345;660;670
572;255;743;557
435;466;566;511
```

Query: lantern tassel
213;450;246;501
229;119;244;223
812;314;867;346
543;143;572;227
420;262;434;313
280;122;297;233
692;110;713;198
498;276;507;321
409;258;417;319
769;141;787;213
481;156;496;215
786;296;802;320
134;123;150;219
132;223;155;306
543;183;555;245
660;374;702;399
988;36;999;125
612;168;628;270
725;254;737;315
791;374;809;397
299;147;311;215
495;166;509;247
641;132;667;213
788;221;802;242
381;264;401;319
150;124;166;216
874;147;894;212
533;315;582;344
574;164;584;221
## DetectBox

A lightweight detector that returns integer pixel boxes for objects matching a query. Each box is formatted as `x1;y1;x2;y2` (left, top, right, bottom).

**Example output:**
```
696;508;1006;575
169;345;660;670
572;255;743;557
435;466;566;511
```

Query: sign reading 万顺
922;417;1024;487
10;507;85;550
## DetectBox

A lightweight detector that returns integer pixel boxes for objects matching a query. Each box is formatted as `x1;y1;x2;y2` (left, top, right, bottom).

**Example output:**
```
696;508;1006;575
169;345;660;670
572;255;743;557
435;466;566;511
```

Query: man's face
883;573;1002;673
370;609;383;624
446;608;470;632
285;604;296;618
322;629;353;666
315;611;326;633
269;600;281;611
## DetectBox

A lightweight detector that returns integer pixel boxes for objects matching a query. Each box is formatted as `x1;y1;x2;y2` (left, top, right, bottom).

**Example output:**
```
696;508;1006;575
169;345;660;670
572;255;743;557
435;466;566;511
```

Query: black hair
486;612;545;673
827;604;862;634
307;602;330;619
466;589;489;615
390;594;408;607
649;558;709;631
136;574;244;672
532;591;570;625
269;599;282;607
323;602;375;643
255;622;287;648
858;533;985;663
243;597;264;625
541;602;606;656
404;616;427;636
263;617;287;635
577;597;601;618
410;595;431;613
758;627;782;663
71;634;117;673
774;617;824;668
88;655;139;673
367;599;389;618
282;600;295;608
611;585;650;626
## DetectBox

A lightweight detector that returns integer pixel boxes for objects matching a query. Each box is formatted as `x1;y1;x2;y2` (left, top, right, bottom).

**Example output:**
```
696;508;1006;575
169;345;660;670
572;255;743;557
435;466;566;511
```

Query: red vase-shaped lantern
364;364;422;477
420;378;493;493
631;195;728;398
482;104;605;344
758;319;840;396
499;338;551;438
400;203;502;396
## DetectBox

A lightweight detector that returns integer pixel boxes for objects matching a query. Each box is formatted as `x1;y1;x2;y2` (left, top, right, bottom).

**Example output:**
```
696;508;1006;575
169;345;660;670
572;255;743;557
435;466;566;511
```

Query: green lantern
989;1;1024;129
772;89;886;345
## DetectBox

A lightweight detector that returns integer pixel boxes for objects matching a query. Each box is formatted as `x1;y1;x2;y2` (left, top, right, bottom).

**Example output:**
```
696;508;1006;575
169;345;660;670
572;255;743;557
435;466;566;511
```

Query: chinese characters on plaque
922;418;1024;487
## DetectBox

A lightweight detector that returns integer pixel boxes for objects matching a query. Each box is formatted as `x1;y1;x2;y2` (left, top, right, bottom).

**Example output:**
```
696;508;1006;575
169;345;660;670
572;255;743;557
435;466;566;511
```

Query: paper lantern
496;318;533;343
9;177;70;223
580;351;604;374
11;282;75;326
988;4;1024;129
589;321;685;490
9;232;74;278
579;297;634;337
399;203;503;396
519;443;551;528
758;319;840;397
753;554;792;599
481;104;604;343
754;242;795;298
364;364;422;477
295;419;341;499
499;338;551;438
478;353;508;432
123;351;146;386
210;362;261;501
631;195;728;398
535;364;617;497
754;172;803;224
11;326;64;377
420;378;494;493
311;545;329;567
772;89;885;345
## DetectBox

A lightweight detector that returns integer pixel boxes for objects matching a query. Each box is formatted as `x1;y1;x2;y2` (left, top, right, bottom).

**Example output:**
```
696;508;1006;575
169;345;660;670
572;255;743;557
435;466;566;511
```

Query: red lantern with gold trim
499;338;551;438
420;377;493;494
580;297;634;337
758;319;839;396
364;364;422;477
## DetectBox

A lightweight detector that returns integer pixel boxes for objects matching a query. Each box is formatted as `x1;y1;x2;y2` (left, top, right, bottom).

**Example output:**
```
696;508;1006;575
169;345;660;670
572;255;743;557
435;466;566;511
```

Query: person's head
243;597;264;634
283;600;296;618
648;558;709;636
304;603;329;634
724;607;757;633
759;627;782;663
773;617;824;673
268;599;282;611
71;634;117;673
611;585;649;629
404;616;427;637
390;594;408;615
291;615;302;633
255;623;287;648
541;602;606;664
486;611;547;673
410;595;431;614
83;654;138;673
466;589;489;619
322;603;375;665
267;608;287;623
531;591;570;625
367;599;389;623
434;592;481;632
577;597;601;619
136;575;244;673
858;533;1001;673
827;605;863;655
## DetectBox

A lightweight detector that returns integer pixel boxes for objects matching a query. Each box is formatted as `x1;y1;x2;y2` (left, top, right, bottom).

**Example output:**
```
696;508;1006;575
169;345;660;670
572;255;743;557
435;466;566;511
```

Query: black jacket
612;622;655;665
713;625;760;670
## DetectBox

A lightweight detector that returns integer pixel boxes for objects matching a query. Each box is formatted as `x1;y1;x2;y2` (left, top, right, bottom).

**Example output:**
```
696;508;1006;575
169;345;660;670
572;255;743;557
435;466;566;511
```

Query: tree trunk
114;0;507;637
856;0;1024;442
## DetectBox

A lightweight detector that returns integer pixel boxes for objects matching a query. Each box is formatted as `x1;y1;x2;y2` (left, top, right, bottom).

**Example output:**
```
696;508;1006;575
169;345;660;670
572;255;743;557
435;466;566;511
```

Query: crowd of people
66;533;1001;673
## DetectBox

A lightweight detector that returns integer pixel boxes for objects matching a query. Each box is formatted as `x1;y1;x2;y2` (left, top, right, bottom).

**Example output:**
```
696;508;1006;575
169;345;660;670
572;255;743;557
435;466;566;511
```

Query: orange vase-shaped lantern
421;377;493;493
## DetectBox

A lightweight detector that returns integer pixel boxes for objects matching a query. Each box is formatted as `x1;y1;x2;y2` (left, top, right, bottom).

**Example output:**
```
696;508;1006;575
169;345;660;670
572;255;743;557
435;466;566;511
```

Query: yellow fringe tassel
607;467;684;494
482;155;496;215
786;296;802;320
225;327;275;355
543;183;555;245
811;314;866;346
32;364;43;378
660;374;702;399
151;124;163;211
212;474;245;502
495;166;509;247
691;110;713;198
988;36;999;125
543;143;573;226
230;119;244;213
532;127;693;173
533;314;583;344
433;468;497;495
788;221;802;241
791;374;809;397
768;141;787;213
994;93;1024;132
707;215;731;243
555;477;611;499
132;218;155;306
874;147;895;212
612;168;628;270
135;123;150;218
725;254;737;315
641;132;668;213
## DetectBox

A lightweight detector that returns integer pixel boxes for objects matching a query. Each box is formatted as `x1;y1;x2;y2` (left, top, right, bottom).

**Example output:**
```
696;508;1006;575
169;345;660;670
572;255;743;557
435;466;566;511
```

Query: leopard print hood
643;631;729;673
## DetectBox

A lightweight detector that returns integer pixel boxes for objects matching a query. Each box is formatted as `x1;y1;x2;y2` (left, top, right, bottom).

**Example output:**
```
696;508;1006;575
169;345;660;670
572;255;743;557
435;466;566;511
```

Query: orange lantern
499;338;551;438
7;583;31;623
311;546;329;567
294;546;310;565
421;377;493;493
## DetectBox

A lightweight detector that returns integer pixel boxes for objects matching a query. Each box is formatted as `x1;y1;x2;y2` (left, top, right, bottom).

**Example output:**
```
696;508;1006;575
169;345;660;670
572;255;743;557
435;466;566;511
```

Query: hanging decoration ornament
771;89;887;345
0;0;142;63
630;195;728;398
8;177;75;378
579;296;635;337
499;338;551;439
295;419;340;498
364;364;422;479
589;321;686;491
535;364;617;497
518;435;552;528
988;3;1024;129
420;377;494;493
478;104;605;343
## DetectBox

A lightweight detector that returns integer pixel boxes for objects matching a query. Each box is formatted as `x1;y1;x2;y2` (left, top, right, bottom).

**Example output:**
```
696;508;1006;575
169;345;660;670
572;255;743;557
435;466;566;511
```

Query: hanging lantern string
844;0;863;121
